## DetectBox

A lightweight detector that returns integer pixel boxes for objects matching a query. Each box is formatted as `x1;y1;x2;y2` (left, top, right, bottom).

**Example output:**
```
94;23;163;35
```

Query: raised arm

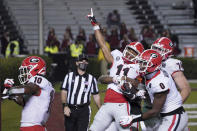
87;8;113;64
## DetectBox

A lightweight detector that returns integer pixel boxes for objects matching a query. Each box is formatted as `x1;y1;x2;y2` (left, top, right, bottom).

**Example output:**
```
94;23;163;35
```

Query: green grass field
1;83;197;131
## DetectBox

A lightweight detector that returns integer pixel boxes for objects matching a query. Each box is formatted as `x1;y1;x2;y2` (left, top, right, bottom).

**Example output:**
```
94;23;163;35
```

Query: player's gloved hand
4;78;14;88
8;95;19;101
119;115;133;128
120;82;136;100
87;8;98;26
136;90;146;99
112;75;122;85
3;78;14;96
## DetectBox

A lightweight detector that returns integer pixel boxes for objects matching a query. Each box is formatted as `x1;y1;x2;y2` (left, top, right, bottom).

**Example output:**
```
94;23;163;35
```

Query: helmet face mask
137;49;162;75
138;59;152;73
18;66;33;85
18;56;46;84
123;42;144;63
123;47;138;62
151;37;173;60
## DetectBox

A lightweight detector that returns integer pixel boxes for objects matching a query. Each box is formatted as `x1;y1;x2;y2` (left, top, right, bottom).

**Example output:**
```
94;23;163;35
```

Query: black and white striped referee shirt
61;71;99;105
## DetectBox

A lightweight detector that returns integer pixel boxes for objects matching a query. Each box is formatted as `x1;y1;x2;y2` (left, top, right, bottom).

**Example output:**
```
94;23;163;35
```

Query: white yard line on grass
188;122;197;126
183;104;197;108
187;111;197;114
182;104;197;126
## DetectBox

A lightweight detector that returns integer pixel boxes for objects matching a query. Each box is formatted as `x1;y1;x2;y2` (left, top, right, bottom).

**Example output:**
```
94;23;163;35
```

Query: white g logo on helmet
29;58;40;63
150;53;158;58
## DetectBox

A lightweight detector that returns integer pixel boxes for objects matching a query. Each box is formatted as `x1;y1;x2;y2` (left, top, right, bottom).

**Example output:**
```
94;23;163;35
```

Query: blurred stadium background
0;0;197;56
1;0;197;130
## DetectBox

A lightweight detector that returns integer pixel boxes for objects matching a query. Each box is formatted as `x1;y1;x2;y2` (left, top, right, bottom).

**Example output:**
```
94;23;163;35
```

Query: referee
61;54;101;131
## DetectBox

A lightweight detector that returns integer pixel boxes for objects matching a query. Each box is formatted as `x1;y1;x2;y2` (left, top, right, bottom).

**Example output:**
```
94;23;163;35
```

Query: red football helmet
123;42;144;63
151;37;174;60
18;56;46;84
137;49;162;74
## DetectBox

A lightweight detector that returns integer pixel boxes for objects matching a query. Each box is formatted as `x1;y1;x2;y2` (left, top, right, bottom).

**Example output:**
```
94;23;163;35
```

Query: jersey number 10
34;77;42;84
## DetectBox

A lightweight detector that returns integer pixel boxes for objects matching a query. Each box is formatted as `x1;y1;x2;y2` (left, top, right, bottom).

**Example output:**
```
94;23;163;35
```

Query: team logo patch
150;53;157;58
116;56;120;61
29;58;40;63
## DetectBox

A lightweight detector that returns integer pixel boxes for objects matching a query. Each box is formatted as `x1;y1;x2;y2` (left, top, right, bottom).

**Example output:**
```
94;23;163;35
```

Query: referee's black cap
77;54;89;62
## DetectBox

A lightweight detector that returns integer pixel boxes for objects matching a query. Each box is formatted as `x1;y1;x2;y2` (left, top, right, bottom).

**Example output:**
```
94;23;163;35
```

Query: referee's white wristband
93;25;100;30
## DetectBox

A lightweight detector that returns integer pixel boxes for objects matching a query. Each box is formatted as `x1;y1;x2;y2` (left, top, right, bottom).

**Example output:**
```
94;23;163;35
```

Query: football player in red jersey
87;8;145;131
4;56;54;131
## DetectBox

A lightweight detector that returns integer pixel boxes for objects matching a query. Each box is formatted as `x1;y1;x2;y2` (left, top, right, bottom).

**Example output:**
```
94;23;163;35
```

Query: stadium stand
1;0;197;56
3;0;141;54
43;0;141;40
3;0;39;53
127;0;164;34
149;0;197;56
0;0;20;41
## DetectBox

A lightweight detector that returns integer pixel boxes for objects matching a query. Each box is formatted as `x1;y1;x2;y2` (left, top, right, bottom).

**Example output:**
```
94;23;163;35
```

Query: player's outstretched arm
98;75;114;84
98;75;138;85
6;83;40;106
8;83;40;96
142;91;167;120
87;8;113;64
172;71;191;103
120;90;168;128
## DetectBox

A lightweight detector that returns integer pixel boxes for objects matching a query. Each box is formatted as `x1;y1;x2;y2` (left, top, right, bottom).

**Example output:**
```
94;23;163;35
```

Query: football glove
136;90;146;99
120;82;136;100
4;78;14;88
112;75;122;85
120;114;143;128
8;95;19;101
119;115;133;128
87;8;98;26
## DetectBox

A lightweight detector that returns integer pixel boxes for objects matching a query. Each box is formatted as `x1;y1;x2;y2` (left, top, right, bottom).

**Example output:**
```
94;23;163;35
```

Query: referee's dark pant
64;104;90;131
